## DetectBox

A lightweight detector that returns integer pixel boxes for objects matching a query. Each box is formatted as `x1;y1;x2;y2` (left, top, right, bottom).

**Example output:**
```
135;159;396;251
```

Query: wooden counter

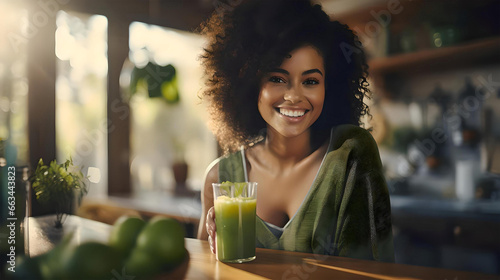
26;215;498;279
183;239;500;279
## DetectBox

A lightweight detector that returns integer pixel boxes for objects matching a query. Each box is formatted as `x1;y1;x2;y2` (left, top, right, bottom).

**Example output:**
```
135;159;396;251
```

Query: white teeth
279;108;306;117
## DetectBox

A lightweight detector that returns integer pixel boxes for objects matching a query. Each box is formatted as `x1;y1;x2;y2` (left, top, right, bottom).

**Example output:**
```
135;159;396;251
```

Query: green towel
219;124;395;262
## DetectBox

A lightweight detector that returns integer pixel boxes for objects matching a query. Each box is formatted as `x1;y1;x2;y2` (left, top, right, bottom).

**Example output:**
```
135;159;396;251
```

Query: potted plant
31;158;88;228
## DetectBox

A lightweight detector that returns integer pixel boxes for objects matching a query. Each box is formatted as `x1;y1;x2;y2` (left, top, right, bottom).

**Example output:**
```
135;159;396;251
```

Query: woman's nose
283;86;303;104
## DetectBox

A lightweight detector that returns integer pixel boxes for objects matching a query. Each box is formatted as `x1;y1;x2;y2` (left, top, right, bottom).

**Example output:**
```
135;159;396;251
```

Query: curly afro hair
199;0;370;154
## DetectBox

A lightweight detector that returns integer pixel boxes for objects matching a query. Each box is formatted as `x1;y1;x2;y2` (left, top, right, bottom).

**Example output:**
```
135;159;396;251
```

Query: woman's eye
303;79;319;85
269;76;285;83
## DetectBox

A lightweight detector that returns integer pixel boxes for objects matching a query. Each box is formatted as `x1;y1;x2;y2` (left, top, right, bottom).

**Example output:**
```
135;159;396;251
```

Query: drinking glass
213;182;257;263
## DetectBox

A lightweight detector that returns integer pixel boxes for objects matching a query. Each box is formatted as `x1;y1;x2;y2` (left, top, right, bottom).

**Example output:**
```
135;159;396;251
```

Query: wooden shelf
369;37;500;76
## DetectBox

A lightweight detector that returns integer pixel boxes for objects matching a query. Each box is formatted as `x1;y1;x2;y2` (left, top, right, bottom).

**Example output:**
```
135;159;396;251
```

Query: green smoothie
214;196;256;262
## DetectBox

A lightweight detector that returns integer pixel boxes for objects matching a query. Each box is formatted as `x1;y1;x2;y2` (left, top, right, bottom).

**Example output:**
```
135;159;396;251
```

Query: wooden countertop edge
184;239;500;279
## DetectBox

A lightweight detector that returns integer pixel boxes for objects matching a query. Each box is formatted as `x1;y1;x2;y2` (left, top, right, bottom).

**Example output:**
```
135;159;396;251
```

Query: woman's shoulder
329;124;379;155
204;158;221;186
327;125;384;174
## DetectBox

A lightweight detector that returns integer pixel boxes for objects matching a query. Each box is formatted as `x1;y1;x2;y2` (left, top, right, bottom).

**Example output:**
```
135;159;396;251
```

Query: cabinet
391;196;500;274
335;0;500;98
369;36;500;76
370;36;500;98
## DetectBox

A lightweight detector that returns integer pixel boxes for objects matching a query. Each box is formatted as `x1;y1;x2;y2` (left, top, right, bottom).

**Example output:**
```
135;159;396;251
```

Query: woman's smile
277;108;308;118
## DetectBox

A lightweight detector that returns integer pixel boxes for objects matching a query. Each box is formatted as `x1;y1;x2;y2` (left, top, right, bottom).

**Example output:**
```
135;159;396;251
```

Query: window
127;22;217;193
55;11;108;198
0;1;29;166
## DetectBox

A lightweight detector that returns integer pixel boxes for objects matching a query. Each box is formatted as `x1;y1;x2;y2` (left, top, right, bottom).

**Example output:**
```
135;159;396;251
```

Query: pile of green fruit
7;216;187;280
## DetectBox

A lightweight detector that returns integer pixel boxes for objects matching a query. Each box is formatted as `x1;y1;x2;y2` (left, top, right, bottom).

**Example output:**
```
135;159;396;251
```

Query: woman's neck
263;128;314;167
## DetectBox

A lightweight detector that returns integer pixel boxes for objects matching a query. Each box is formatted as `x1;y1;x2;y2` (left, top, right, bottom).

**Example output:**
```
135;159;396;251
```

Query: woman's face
258;45;325;139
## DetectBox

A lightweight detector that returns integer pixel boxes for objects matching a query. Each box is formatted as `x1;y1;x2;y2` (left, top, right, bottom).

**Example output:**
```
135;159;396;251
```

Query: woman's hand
206;206;216;254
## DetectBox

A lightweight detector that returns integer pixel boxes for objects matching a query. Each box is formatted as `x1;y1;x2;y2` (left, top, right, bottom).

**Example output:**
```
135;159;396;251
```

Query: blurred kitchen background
0;0;498;274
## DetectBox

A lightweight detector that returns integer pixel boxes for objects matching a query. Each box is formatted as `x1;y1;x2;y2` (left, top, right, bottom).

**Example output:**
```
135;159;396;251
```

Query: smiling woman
197;0;394;262
258;46;325;140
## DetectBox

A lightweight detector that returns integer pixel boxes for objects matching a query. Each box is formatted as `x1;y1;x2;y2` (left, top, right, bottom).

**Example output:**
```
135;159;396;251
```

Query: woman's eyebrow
302;69;323;76
269;68;289;75
269;68;323;76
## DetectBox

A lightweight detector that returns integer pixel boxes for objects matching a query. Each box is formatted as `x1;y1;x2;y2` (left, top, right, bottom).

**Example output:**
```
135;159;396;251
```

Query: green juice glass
213;182;257;263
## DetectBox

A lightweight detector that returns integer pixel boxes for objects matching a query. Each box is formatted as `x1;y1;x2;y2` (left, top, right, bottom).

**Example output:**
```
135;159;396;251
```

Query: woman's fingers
206;207;216;232
207;206;216;254
210;230;216;254
209;235;216;254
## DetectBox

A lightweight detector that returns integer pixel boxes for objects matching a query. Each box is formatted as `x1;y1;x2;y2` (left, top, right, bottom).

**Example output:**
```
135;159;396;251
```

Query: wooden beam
63;0;214;32
27;6;57;172
27;4;57;215
107;15;131;195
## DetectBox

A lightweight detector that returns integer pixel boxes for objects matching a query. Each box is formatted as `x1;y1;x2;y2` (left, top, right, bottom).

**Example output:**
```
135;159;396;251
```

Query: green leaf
233;182;246;197
162;76;180;104
30;158;89;220
128;62;179;103
219;181;246;197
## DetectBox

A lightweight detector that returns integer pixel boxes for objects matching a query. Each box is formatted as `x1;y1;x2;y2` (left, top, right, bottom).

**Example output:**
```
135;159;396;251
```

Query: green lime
60;242;123;280
124;248;163;279
136;216;186;268
109;216;146;255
